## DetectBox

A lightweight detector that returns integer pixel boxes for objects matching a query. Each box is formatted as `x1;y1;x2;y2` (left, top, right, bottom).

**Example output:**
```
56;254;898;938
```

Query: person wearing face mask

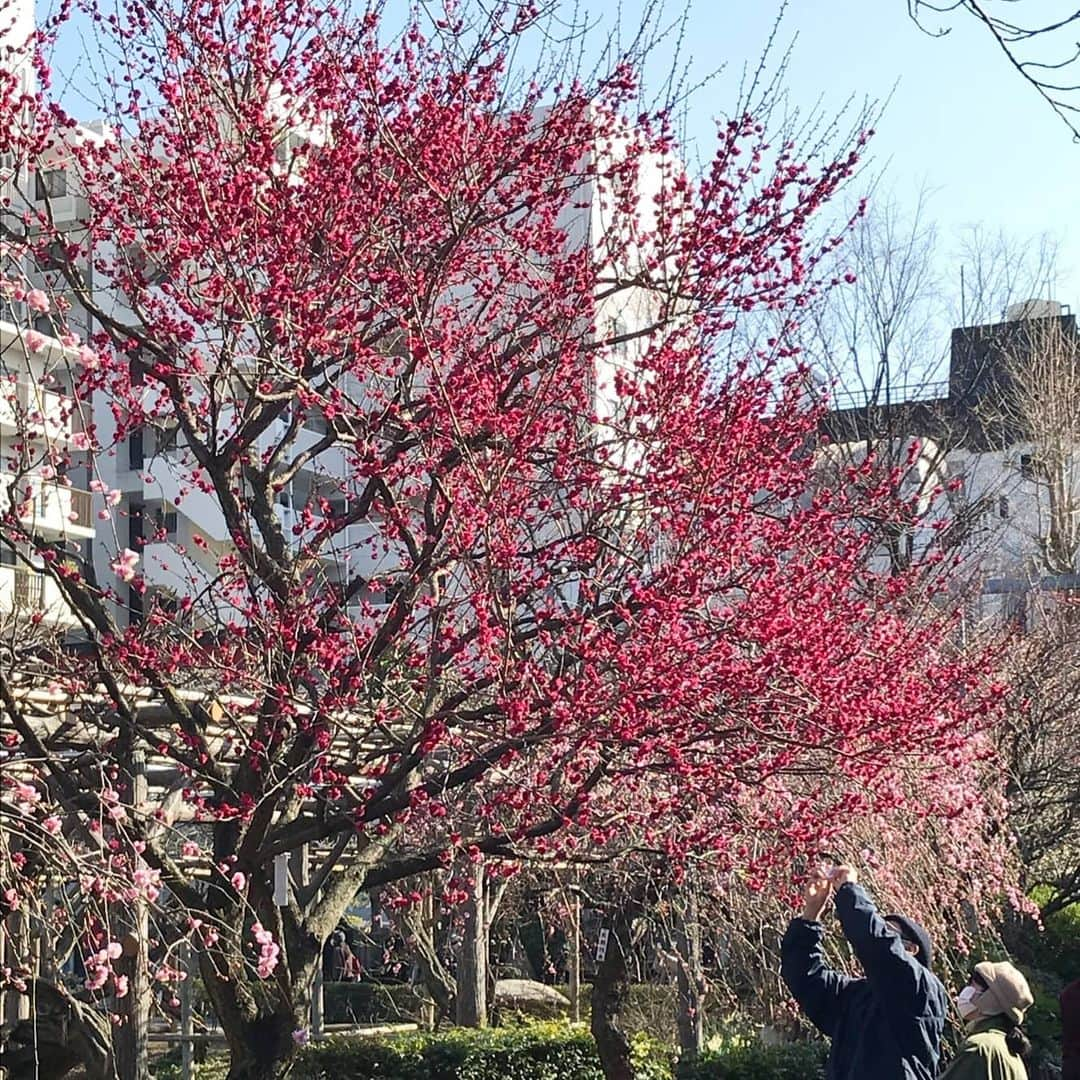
781;863;946;1080
940;961;1033;1080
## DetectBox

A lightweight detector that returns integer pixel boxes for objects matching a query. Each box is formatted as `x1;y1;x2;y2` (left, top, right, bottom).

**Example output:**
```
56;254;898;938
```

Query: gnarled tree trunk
197;921;318;1080
1;978;113;1080
590;900;640;1080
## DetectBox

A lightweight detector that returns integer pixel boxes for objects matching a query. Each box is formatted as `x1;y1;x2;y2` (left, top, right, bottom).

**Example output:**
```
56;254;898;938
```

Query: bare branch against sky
906;1;1080;140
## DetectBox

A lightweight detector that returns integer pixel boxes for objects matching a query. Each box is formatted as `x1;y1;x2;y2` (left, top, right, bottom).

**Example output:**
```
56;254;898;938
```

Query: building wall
820;305;1079;626
0;323;95;627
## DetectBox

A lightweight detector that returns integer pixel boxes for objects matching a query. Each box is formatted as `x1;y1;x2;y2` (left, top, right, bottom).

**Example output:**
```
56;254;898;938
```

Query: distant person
1062;978;1080;1080
344;941;363;981
323;930;357;982
781;863;946;1080
939;961;1033;1080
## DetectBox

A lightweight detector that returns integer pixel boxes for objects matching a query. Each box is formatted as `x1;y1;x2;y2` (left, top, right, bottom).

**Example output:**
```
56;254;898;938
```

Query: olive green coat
939;1017;1028;1080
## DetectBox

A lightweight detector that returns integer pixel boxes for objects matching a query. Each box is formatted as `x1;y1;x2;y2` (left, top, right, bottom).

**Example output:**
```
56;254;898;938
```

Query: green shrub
153;1018;823;1080
322;979;426;1024
152;1056;229;1080
295;1021;614;1080
676;1041;828;1080
1032;894;1080;984
553;983;700;1044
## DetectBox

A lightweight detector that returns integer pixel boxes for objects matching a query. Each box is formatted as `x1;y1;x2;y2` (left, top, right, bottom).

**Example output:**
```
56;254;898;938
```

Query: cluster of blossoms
84;940;124;993
251;922;281;979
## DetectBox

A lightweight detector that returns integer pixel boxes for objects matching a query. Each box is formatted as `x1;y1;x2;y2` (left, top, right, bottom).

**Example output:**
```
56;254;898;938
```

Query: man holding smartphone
781;864;947;1080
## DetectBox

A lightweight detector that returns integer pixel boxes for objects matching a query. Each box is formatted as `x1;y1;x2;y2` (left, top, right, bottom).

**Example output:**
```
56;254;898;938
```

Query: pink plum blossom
110;548;139;582
26;288;49;313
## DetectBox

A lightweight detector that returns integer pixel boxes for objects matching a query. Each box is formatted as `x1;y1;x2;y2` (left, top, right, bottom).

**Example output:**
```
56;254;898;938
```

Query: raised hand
802;869;834;922
827;864;858;889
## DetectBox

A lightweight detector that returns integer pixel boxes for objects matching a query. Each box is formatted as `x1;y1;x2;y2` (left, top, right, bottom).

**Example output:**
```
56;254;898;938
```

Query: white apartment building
822;300;1080;626
1;0;97;628
0;323;95;625
2;2;671;631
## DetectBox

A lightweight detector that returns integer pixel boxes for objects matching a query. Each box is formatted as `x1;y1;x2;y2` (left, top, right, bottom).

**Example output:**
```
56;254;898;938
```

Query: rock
494;979;571;1019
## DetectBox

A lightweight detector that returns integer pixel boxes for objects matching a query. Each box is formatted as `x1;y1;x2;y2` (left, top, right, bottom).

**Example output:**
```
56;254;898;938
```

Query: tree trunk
2;977;113;1080
403;883;456;1023
115;749;150;1080
455;860;488;1027
222;1010;307;1080
198;935;314;1080
590;904;638;1080
674;888;705;1060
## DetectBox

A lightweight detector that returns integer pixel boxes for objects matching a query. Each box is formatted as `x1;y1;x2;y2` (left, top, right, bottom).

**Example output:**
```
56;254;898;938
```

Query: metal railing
829;379;951;411
12;566;46;610
0;380;85;439
13;482;94;531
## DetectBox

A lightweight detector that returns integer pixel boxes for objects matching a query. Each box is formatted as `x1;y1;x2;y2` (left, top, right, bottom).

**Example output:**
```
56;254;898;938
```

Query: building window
1019;453;1044;481
122;242;168;287
128;428;145;471
35;168;68;201
36;239;67;272
608;317;629;359
304;412;330;436
149;503;177;538
153;423;180;455
129;351;149;386
128;502;144;549
0;546;17;566
33;311;61;338
998;495;1010;520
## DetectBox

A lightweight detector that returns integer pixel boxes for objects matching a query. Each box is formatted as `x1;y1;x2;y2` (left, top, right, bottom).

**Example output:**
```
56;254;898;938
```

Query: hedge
676;1042;828;1080
293;1021;669;1079
153;1021;830;1080
294;1023;831;1080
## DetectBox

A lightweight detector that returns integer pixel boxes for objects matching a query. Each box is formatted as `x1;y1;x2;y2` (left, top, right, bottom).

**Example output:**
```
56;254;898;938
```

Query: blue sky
605;0;1078;313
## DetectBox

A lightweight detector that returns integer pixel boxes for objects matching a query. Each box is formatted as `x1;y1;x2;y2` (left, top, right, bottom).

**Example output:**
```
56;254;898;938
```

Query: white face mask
956;985;983;1020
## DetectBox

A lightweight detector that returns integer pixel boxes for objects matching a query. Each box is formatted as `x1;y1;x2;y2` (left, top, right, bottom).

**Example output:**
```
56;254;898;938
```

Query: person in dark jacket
1062;978;1080;1080
781;863;947;1080
323;930;356;982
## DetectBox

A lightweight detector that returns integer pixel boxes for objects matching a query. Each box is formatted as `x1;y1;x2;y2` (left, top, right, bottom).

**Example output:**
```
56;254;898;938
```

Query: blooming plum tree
0;1;1019;1076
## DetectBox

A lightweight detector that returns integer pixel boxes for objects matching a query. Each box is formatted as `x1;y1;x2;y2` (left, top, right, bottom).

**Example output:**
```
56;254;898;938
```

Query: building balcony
0;478;95;539
0;379;85;444
0;563;80;626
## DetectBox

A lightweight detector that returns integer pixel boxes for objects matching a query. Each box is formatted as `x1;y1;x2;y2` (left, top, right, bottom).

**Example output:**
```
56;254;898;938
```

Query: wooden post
310;967;324;1040
292;846;324;1041
115;748;150;1080
569;883;581;1024
421;877;436;1030
179;940;194;1080
1;906;31;1027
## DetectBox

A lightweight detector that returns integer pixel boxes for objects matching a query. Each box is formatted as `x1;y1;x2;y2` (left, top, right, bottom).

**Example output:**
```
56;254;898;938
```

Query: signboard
595;927;610;962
